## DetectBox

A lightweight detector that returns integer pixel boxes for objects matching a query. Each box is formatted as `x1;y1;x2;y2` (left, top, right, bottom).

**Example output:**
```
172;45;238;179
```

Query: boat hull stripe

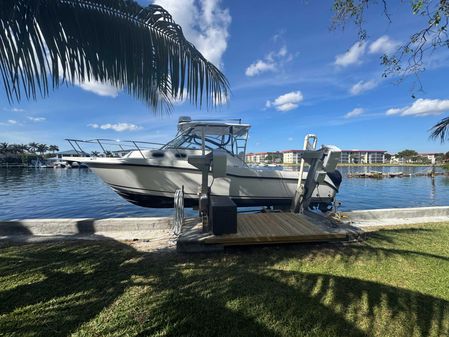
109;182;303;200
86;162;335;184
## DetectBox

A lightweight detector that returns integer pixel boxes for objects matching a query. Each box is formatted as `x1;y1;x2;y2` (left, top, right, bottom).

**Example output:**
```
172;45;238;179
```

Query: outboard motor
327;170;343;189
311;170;343;212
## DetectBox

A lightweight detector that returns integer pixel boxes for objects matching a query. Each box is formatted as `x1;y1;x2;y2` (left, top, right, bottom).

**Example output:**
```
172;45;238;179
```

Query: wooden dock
177;212;362;252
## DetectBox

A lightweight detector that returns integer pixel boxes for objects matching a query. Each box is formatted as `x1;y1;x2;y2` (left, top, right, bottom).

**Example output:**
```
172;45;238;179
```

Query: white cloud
335;42;366;67
288;137;293;141
266;91;304;112
170;89;189;106
278;46;288;57
76;79;120;97
27;116;46;122
345;108;364;119
272;31;285;42
273;91;303;106
276;103;298;112
386;108;401;115
350;79;378;95
245;45;293;77
170;88;227;106
245;60;276;77
0;119;18;126
88;122;143;132
153;0;231;68
369;35;400;54
3;107;25;113
51;49;121;97
386;98;449;116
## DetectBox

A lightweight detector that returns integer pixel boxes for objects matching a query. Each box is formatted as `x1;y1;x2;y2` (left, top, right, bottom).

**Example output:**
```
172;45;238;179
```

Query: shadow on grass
0;225;448;336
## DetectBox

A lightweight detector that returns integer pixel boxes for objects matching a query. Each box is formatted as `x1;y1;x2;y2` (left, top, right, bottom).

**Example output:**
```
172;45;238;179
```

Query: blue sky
1;0;449;154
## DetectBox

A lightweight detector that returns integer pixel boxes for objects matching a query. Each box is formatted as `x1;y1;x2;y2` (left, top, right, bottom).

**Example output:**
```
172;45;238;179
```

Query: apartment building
340;150;386;164
419;153;440;163
282;150;303;164
245;151;282;163
252;149;387;164
245;152;268;164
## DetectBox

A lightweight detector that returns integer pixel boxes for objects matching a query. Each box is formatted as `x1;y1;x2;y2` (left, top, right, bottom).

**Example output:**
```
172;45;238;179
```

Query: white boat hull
83;156;341;209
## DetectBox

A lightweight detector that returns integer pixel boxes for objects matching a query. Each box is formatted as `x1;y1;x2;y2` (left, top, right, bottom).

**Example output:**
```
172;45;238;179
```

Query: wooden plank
201;213;348;245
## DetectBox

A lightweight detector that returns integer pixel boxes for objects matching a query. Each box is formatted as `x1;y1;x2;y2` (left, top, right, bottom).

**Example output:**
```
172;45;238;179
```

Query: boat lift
185;133;341;235
291;135;341;213
174;134;363;253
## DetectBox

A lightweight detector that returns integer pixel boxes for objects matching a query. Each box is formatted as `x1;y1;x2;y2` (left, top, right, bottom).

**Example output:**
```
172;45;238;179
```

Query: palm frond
0;0;229;111
429;116;449;143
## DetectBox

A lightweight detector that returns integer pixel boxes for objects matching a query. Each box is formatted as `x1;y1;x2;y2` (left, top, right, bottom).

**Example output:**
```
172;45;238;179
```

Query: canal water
0;166;448;220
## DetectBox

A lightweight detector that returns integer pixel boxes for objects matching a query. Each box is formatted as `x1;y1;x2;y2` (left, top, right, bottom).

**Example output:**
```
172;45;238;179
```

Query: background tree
28;142;38;154
0;1;228;112
331;0;449;141
0;142;8;155
265;154;273;162
397;149;419;158
18;144;30;164
6;144;19;156
49;145;59;155
36;144;49;157
18;144;29;153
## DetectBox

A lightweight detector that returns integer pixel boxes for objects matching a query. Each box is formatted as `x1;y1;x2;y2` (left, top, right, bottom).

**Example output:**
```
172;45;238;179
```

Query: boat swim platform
177;212;364;252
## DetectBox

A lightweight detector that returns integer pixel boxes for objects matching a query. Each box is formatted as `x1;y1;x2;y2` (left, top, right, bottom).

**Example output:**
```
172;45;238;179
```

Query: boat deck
177;212;363;252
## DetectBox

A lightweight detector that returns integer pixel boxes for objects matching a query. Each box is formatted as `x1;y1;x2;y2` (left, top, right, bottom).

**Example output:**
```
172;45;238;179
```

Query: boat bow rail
65;138;165;158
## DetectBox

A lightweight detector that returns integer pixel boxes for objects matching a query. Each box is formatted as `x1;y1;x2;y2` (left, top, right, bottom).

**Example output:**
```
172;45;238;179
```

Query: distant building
390;152;442;164
282;150;304;164
340;150;386;164
245;151;282;163
282;149;386;164
419;152;440;163
245;152;267;163
245;152;255;163
55;149;89;158
390;155;405;164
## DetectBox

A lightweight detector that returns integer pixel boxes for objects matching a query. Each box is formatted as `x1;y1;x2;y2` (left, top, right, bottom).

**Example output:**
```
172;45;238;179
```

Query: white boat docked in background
65;117;342;211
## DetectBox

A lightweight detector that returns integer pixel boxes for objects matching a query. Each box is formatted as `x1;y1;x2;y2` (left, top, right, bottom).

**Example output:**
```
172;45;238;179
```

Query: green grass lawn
1;223;449;337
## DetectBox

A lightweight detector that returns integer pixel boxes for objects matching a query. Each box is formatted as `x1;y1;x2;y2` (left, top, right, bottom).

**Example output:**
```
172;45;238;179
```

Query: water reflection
0;168;179;220
336;166;449;211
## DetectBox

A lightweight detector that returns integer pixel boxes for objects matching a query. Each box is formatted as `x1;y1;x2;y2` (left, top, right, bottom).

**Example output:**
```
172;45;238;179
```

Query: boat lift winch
187;133;341;235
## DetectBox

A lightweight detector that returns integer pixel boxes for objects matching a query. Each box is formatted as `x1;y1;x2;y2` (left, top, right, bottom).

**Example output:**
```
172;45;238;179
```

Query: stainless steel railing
173;187;185;236
65;138;165;159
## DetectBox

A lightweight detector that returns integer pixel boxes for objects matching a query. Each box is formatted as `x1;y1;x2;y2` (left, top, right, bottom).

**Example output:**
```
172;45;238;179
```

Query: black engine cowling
327;170;343;190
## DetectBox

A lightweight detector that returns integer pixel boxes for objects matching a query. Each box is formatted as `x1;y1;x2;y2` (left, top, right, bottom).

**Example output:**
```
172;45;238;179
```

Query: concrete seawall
343;206;449;227
1;206;448;242
0;217;172;241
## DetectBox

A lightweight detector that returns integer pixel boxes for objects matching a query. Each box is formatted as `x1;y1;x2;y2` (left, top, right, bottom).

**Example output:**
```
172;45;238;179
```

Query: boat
33;160;54;168
65;117;342;211
52;160;67;168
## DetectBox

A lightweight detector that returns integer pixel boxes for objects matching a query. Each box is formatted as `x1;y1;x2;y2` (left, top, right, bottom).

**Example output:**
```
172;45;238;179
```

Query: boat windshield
161;125;249;159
